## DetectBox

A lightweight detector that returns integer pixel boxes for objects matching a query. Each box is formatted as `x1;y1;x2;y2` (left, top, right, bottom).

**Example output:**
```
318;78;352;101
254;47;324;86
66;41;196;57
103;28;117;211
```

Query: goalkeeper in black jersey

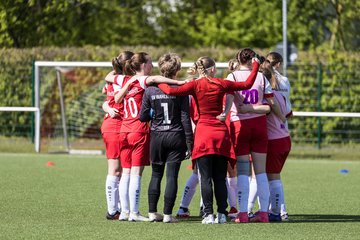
139;53;193;223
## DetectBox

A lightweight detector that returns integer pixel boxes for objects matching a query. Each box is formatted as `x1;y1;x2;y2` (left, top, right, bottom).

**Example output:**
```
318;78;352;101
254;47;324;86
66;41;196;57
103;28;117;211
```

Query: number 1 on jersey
161;103;171;124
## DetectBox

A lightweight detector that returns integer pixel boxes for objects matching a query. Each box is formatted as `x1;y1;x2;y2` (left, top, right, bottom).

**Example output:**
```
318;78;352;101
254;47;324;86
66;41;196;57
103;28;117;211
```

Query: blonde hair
188;56;220;84
188;56;215;77
158;53;181;78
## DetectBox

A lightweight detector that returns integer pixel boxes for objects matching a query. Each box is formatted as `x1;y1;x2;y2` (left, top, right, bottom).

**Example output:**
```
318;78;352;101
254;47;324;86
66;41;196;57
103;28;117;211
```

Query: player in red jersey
101;51;134;220
158;56;260;224
104;52;185;222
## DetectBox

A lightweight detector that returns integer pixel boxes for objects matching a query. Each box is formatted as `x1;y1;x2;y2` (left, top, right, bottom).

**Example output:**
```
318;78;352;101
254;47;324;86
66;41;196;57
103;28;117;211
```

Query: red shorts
230;116;268;156
266;137;291;174
120;132;150;168
102;132;121;159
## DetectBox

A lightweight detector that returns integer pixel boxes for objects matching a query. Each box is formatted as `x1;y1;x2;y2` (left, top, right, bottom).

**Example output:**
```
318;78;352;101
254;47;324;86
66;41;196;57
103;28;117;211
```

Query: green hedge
0;47;360;145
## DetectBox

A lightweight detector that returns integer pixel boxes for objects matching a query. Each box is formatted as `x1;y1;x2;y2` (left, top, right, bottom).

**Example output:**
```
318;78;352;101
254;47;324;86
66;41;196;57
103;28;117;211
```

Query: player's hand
216;112;227;122
185;140;193;159
185;150;192;160
252;56;260;64
108;108;119;118
177;80;189;85
149;108;154;118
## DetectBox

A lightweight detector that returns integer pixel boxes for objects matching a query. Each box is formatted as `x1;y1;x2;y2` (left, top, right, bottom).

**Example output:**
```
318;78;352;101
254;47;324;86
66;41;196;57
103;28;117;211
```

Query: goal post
28;61;360;153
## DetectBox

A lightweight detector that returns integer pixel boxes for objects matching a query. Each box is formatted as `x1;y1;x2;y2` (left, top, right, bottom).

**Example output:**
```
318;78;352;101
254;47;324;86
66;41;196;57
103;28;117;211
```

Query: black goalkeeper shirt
139;86;193;141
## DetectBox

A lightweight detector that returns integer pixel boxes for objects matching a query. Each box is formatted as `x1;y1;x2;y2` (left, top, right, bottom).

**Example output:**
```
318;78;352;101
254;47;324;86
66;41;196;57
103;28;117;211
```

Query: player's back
267;91;289;140
120;76;149;133
227;70;270;121
142;86;188;132
191;77;227;119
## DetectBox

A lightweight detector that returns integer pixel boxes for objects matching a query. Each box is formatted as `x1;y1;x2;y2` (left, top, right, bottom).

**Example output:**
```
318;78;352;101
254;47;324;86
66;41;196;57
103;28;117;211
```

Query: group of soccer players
100;48;292;224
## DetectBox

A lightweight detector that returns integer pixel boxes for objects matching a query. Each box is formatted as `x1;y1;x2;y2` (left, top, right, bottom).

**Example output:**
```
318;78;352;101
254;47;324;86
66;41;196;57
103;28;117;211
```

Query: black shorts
150;131;187;165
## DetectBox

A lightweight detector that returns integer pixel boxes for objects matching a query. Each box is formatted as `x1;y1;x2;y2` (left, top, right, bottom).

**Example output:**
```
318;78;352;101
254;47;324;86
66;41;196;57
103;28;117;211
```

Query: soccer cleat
268;213;282;222
128;212;150;222
106;211;120;220
248;212;255;219
163;214;179;223
281;213;289;221
234;212;249;223
249;211;269;223
201;214;215;224
228;207;238;218
214;213;227;224
148;212;164;222
176;207;190;218
118;212;130;221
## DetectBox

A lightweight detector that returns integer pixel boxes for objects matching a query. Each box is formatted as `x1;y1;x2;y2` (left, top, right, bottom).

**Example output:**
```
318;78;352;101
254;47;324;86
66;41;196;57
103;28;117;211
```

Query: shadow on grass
177;215;360;223
178;216;203;222
285;214;360;223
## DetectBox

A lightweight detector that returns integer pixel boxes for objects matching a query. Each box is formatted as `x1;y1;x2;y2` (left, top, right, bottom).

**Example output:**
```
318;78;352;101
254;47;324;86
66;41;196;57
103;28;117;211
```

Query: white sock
119;173;130;213
226;177;237;208
248;177;258;213
237;175;249;212
105;175;120;215
180;173;198;208
129;175;141;214
255;173;270;212
279;180;287;214
269;180;282;214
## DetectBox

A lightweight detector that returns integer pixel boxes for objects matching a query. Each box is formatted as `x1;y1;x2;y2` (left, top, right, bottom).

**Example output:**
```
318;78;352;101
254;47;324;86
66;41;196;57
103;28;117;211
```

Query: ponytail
124;59;135;76
112;50;134;75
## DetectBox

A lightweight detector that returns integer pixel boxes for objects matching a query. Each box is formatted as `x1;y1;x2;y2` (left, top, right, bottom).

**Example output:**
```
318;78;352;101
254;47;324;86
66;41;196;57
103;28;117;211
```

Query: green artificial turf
0;153;359;239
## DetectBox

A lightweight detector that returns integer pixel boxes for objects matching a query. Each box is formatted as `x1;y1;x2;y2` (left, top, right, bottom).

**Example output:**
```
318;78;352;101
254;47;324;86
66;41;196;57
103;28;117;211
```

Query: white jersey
274;69;292;117
267;91;290;140
227;68;273;121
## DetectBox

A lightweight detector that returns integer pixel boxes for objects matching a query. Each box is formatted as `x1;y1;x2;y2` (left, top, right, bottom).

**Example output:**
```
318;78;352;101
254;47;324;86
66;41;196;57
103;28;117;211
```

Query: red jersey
101;82;123;133
118;75;150;133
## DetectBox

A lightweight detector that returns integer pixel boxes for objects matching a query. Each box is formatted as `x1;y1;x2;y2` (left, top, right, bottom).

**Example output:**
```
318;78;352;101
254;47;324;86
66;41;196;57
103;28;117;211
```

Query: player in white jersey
223;48;286;223
104;52;186;222
266;52;292;119
265;52;292;220
242;59;292;221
